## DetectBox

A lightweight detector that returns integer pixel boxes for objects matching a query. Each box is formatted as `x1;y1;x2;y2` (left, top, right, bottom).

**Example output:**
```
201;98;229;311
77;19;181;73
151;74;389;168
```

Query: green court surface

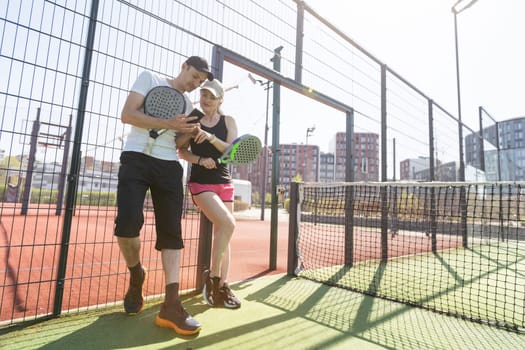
0;274;523;350
297;242;525;330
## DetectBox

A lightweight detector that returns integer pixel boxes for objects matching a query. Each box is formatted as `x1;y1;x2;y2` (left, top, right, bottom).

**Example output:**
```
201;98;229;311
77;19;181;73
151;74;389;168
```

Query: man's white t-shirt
123;70;193;161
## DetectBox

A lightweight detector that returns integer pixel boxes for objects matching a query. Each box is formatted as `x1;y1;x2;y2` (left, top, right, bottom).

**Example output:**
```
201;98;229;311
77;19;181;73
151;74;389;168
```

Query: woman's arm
224;115;238;143
193;115;238;152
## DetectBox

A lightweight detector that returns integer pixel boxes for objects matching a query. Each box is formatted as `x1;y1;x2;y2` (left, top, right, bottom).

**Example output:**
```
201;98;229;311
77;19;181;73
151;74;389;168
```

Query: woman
178;79;241;309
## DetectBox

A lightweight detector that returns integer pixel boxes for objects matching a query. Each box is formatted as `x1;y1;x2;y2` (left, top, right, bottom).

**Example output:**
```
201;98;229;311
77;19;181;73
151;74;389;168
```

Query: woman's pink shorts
188;182;234;202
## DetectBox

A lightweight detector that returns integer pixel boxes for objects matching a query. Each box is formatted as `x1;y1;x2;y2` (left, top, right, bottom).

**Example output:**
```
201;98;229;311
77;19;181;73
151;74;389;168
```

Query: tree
0;156;22;185
292;173;303;183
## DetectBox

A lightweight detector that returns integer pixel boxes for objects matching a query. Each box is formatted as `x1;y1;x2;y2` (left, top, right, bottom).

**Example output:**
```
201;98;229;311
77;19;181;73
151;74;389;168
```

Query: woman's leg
192;192;235;279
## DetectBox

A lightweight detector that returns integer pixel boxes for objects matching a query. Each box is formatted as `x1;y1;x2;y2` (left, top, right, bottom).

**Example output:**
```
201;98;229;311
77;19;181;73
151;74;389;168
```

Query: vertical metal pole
54;0;100;316
428;100;435;181
478;106;485;172
196;45;226;285
211;46;224;81
294;0;304;83
392;138;396;181
269;46;283;270
453;11;468;247
391;138;398;234
495;121;502;181
196;213;213;290
381;65;388;183
20;108;40;215
454;11;466;182
345;109;354;183
287;182;299;275
344;109;354;266
428;100;437;248
56;114;73;216
380;65;388;261
260;82;270;221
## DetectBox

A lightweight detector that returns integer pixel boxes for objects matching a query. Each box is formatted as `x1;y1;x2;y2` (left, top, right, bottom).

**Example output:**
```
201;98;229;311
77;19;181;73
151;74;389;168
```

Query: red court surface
0;205;289;323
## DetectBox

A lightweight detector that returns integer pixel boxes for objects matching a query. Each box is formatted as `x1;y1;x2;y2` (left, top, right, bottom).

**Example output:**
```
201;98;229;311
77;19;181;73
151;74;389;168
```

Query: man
115;56;213;335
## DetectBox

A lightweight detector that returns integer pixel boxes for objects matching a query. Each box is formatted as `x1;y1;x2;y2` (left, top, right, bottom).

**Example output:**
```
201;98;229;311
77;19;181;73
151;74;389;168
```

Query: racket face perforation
227;135;262;165
144;86;186;119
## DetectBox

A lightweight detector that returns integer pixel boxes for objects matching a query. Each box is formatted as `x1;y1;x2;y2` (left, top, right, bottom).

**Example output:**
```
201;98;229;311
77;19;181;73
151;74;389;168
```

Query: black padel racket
216;134;262;165
143;86;186;154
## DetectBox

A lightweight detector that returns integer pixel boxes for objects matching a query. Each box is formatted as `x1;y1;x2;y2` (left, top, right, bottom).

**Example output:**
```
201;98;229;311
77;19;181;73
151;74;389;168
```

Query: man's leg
162;248;180;285
117;236;141;267
151;160;200;334
155;249;201;335
115;153;148;315
117;237;147;314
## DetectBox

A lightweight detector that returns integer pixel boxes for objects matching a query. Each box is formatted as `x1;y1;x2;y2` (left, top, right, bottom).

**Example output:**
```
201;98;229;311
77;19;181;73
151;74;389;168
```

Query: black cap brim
185;56;214;81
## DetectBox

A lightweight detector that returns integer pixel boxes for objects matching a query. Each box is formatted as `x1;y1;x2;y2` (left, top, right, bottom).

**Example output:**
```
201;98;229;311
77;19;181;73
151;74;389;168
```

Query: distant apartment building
465;116;525;181
400;157;431;180
319;152;335;182
332;132;379;182
231;132;379;197
413;161;458;182
232;143;319;196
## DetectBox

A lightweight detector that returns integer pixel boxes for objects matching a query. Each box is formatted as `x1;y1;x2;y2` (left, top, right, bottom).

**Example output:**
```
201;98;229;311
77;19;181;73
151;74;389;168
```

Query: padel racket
143;86;186;155
216;134;262;165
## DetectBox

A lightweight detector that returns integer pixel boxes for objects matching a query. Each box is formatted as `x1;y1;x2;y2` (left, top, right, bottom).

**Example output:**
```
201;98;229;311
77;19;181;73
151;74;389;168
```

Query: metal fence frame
0;0;484;326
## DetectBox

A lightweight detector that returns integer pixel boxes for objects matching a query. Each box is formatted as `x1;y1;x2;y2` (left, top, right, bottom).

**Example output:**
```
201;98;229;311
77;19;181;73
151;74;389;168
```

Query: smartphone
188;108;205;123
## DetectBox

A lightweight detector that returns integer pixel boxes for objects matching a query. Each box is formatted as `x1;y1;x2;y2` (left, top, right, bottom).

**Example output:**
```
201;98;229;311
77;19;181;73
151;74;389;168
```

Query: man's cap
201;79;224;99
185;56;214;81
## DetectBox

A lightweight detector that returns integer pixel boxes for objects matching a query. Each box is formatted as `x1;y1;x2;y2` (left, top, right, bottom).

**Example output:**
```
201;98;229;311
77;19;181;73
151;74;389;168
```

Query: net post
498;183;504;241
430;186;437;251
344;184;354;267
380;185;389;261
287;182;300;275
460;185;468;248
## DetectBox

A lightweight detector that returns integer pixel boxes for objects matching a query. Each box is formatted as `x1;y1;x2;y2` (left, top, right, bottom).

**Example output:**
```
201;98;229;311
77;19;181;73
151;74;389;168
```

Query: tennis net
288;181;525;333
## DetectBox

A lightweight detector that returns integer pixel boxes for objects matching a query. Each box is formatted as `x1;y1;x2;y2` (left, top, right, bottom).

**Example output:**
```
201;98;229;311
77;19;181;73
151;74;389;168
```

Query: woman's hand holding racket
217;134;261;165
198;156;218;169
194;134;262;168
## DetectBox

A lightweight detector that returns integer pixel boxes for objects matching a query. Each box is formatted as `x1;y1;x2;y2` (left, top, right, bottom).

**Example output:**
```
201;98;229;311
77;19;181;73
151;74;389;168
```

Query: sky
219;0;525;153
2;0;523;163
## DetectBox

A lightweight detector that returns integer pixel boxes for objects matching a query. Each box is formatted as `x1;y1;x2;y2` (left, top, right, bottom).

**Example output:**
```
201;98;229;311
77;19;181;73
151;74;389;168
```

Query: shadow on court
1;274;523;350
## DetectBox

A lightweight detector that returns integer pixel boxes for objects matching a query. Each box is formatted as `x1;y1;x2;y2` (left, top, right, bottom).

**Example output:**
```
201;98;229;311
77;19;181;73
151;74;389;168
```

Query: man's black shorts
114;151;184;250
